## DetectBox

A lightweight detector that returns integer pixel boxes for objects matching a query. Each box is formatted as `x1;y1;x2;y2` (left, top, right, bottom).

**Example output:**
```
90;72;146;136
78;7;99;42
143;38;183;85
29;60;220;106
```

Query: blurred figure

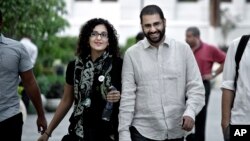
135;31;144;43
20;36;38;65
0;10;47;141
119;5;205;141
185;26;226;141
37;18;122;141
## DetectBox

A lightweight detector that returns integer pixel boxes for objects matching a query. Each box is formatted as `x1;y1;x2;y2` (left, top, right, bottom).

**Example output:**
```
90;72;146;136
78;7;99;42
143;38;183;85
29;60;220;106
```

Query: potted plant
45;75;64;112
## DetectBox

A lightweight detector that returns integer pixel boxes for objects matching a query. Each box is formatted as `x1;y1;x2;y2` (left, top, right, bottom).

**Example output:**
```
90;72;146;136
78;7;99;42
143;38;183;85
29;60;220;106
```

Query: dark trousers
186;80;211;141
0;113;23;141
130;126;184;141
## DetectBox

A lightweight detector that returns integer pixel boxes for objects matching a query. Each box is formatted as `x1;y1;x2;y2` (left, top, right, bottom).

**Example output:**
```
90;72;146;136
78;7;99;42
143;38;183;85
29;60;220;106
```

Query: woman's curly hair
76;18;119;59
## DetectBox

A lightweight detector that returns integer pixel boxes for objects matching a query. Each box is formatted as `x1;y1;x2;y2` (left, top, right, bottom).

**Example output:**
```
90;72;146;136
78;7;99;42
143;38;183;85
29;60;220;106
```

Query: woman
38;18;122;141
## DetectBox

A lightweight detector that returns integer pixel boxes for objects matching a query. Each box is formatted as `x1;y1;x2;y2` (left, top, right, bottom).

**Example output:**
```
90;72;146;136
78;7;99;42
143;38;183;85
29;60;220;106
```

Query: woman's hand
37;133;49;141
106;90;121;103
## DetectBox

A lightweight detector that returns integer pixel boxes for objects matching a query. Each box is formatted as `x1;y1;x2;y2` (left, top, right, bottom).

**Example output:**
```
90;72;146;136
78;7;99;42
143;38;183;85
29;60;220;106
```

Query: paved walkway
22;87;224;141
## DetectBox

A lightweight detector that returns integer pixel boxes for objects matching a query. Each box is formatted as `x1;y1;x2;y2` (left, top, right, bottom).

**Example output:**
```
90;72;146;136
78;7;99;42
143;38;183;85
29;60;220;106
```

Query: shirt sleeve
221;38;238;91
118;50;136;141
19;43;33;72
183;45;205;120
66;60;75;86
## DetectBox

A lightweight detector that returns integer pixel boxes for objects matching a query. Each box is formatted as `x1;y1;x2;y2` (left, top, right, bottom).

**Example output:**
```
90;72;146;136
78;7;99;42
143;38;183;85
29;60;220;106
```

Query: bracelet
44;131;51;137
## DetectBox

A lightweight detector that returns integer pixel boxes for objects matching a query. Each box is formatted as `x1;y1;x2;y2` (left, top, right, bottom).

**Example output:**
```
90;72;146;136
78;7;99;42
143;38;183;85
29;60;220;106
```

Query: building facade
62;0;250;46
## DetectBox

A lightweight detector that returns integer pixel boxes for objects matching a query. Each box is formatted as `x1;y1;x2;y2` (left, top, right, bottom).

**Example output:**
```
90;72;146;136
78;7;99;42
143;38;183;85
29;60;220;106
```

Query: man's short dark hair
0;10;2;22
186;26;200;37
140;5;165;24
136;32;144;42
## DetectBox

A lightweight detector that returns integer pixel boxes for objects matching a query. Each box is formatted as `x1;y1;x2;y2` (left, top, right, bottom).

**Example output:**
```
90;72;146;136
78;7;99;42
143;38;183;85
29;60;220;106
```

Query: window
101;0;117;1
178;0;197;2
75;0;92;1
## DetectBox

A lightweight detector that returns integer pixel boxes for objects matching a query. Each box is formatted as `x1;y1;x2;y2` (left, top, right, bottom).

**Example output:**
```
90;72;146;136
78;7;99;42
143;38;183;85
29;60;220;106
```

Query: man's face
141;14;165;45
185;31;197;48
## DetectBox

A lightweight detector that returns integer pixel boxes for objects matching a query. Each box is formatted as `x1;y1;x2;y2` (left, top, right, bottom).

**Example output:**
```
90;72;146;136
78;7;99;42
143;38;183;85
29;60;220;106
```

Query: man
0;10;47;140
185;26;226;141
119;5;205;141
221;35;250;141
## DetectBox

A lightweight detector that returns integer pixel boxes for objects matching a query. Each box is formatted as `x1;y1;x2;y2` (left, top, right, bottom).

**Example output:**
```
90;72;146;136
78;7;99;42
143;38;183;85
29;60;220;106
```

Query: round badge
98;75;105;82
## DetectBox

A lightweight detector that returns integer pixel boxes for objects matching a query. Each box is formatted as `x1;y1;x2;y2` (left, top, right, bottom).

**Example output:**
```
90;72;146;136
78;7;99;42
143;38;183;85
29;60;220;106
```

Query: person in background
0;10;47;141
185;26;226;141
38;18;123;141
20;36;38;65
135;31;144;43
20;35;38;65
118;5;205;141
221;35;250;141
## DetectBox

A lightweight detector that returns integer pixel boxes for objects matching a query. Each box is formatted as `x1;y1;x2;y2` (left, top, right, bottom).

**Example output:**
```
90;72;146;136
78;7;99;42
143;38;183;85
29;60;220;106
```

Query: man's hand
37;116;47;134
182;116;194;131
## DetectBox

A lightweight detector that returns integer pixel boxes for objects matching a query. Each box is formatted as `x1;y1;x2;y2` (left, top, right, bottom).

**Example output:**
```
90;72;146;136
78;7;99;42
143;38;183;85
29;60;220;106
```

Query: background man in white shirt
20;36;38;65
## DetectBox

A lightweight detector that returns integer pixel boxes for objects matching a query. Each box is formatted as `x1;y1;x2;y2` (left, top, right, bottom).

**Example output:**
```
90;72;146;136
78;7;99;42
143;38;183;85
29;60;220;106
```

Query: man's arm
20;69;47;133
183;44;205;131
221;88;234;130
118;50;136;141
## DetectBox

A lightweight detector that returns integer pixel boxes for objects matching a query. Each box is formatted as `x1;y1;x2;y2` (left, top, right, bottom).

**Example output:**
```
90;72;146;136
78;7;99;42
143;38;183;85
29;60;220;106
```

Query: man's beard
144;28;165;44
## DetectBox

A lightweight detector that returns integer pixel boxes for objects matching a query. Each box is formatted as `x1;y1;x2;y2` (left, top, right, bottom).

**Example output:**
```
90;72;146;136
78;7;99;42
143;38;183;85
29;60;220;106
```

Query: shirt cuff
183;108;196;121
119;130;131;141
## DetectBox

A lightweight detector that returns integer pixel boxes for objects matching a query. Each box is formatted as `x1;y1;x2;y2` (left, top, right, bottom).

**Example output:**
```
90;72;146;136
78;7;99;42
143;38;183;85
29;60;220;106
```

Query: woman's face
89;24;109;54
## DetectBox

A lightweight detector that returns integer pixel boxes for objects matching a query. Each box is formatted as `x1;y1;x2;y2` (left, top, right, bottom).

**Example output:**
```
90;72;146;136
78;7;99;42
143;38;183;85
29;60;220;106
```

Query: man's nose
149;25;157;32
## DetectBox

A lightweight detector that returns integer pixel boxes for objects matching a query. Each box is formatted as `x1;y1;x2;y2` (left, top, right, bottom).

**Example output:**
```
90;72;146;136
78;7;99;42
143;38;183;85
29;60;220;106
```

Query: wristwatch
212;71;216;78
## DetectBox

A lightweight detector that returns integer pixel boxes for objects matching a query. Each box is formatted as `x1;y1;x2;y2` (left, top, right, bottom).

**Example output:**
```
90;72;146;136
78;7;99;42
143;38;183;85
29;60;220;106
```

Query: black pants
130;126;184;141
186;80;211;141
65;120;117;141
0;113;23;141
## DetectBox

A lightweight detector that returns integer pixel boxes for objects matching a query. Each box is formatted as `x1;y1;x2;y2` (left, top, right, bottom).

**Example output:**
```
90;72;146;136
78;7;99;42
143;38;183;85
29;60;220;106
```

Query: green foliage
34;36;77;77
1;1;75;99
0;0;69;41
120;36;136;57
36;74;65;98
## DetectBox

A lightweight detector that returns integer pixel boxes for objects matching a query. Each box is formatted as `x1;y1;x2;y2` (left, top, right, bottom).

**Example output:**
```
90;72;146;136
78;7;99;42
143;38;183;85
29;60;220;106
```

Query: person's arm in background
212;47;226;78
203;46;226;80
20;69;47;133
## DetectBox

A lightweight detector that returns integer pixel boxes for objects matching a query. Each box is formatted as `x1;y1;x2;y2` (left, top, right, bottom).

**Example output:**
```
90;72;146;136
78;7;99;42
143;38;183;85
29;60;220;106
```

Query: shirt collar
0;34;8;45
